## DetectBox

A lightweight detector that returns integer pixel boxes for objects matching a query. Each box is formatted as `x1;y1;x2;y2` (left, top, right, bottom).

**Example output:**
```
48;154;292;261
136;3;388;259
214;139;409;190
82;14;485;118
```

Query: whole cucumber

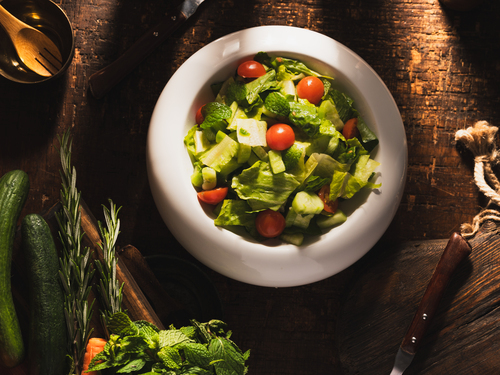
21;213;66;375
0;170;29;368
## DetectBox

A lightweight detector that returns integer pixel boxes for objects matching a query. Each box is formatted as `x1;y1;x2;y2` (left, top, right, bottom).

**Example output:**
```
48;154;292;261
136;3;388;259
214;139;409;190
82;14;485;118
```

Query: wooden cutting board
337;221;500;374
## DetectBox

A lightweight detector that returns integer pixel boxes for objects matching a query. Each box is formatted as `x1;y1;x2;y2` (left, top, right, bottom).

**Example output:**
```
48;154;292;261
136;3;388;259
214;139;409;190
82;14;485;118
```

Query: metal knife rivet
411;337;417;344
172;15;177;21
422;313;428;320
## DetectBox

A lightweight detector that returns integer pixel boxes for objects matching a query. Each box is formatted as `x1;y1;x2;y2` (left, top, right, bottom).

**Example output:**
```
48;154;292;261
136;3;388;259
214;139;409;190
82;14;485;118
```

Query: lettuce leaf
232;161;300;211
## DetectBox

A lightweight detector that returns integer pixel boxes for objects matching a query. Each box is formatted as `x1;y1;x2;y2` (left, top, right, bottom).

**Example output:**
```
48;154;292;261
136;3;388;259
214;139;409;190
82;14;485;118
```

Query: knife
389;232;471;375
88;0;205;99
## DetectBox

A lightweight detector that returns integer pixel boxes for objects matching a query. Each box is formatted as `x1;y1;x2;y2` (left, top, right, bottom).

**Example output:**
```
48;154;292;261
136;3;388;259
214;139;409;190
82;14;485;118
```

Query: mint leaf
120;335;150;354
107;312;138;336
264;92;290;117
288;102;321;137
158;346;182;369
191;320;212;344
253;51;272;67
180;367;212;375
200;102;232;131
116;358;146;373
178;342;212;368
330;90;354;123
272;56;333;79
303;175;329;192
180;325;198;340
226;81;247;108
245;70;276;105
208;337;246;375
159;329;193;348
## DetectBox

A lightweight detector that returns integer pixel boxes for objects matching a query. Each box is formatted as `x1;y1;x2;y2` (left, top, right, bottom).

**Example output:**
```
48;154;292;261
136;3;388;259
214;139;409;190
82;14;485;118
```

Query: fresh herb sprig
56;129;95;374
95;199;124;330
88;312;250;375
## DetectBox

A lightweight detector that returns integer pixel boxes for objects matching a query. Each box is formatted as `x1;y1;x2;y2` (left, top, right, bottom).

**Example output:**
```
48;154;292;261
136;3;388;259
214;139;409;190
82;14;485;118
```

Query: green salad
184;52;380;246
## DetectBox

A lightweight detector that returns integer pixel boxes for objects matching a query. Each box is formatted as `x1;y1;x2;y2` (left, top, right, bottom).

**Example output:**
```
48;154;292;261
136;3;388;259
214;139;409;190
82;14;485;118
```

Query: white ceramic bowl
147;26;407;287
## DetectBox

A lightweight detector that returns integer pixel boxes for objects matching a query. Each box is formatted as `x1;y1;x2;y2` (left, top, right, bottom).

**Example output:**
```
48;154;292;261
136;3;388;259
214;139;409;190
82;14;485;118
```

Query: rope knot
455;120;500;238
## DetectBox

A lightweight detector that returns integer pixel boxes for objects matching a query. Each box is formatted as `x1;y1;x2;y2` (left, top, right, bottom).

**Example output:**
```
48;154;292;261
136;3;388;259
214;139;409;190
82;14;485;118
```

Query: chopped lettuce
214;200;256;227
185;52;381;244
232;161;300;211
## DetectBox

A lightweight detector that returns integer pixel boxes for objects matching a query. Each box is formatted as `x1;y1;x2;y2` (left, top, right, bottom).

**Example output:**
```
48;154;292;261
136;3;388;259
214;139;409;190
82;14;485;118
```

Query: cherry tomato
342;118;360;139
255;209;286;238
197;187;228;205
237;60;266;79
195;105;205;125
317;185;338;214
266;123;295;151
296;76;324;105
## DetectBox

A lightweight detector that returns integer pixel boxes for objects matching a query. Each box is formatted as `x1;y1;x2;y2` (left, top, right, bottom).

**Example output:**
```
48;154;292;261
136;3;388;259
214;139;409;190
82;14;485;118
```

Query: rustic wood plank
337;221;500;374
1;0;500;374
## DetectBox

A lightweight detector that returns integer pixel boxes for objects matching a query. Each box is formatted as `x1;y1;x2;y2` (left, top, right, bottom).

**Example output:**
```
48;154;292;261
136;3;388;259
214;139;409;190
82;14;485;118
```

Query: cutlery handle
88;8;187;99
400;232;471;355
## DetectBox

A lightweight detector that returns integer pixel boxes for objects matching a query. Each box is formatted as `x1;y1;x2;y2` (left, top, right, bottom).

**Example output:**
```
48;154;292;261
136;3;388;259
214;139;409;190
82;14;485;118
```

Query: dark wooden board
337;221;500;374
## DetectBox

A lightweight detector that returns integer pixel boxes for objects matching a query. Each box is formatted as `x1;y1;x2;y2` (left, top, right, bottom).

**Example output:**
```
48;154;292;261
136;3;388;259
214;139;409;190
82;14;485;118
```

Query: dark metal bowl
0;0;74;83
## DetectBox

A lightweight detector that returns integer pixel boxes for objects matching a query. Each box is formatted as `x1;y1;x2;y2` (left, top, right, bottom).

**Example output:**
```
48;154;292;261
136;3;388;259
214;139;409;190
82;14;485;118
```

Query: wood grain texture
337;221;500;374
1;0;500;373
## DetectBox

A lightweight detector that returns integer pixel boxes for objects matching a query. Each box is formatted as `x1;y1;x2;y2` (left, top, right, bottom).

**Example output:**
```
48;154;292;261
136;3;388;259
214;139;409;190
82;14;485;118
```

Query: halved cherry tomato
296;76;324;105
342;118;360;139
266;123;295;151
195;105;205;125
237;60;266;78
255;209;286;238
317;185;338;214
197;187;228;205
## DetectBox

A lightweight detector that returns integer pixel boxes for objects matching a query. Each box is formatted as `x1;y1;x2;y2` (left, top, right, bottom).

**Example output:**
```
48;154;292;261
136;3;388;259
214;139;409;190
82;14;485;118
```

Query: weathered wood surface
338;221;500;374
1;0;500;373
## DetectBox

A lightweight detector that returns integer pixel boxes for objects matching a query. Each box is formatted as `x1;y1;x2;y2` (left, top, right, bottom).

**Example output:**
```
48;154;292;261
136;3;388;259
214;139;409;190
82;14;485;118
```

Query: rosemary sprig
95;199;124;329
55;129;95;375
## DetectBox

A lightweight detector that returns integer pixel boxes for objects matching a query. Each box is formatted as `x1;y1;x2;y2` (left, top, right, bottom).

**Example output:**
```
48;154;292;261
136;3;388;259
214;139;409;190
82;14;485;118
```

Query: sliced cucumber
316;209;347;229
292;191;324;215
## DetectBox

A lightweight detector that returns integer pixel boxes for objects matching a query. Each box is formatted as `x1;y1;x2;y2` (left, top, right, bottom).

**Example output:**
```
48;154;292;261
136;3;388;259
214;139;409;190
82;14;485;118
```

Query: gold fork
0;5;62;77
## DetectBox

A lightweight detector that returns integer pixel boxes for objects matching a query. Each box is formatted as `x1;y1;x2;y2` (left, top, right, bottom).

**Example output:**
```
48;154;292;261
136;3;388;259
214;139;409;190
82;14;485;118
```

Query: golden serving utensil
0;4;62;76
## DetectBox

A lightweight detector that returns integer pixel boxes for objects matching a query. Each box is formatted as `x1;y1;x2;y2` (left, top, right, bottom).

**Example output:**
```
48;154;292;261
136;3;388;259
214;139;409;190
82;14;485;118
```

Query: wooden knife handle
400;232;471;355
88;8;187;99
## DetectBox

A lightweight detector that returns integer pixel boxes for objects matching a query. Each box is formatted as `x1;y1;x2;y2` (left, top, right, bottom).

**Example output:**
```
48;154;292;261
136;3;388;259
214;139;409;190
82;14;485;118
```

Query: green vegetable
291;191;324;215
94;200;124;328
21;213;66;375
316;209;347;229
282;144;303;171
232;161;300;211
264;92;290;117
288;101;321;136
280;232;304;246
200;102;233;132
0;170;29;368
186;52;381;244
88;312;250;375
268;150;286;174
214;200;256;227
56;130;95;372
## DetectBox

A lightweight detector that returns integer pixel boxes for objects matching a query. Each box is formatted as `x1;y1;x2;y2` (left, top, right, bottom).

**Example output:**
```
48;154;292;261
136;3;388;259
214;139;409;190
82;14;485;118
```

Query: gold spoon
0;4;62;76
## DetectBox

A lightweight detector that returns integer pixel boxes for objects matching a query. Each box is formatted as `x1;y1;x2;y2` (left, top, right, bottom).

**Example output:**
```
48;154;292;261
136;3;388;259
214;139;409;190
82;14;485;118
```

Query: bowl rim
147;25;408;287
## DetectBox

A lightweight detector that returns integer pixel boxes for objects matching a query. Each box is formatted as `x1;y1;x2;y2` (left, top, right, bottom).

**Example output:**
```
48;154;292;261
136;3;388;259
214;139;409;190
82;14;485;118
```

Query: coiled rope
455;120;500;237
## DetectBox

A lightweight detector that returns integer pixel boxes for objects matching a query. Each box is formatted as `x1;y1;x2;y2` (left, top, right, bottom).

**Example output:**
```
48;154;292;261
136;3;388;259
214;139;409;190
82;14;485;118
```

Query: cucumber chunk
292;191;324;215
316;209;347;228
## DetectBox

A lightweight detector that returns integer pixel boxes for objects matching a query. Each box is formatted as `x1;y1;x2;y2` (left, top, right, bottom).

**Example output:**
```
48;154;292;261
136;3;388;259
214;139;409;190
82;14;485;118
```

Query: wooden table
2;0;500;373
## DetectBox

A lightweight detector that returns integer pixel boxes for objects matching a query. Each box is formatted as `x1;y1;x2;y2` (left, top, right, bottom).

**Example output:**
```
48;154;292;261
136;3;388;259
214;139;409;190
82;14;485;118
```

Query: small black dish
145;254;224;325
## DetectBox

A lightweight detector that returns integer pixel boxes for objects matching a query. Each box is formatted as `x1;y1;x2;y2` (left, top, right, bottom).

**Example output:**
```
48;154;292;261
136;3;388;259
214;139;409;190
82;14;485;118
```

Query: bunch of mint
87;312;250;375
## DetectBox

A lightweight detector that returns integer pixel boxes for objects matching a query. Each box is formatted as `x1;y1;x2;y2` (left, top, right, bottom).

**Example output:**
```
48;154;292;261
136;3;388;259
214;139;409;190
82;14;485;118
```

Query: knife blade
88;0;205;99
389;232;471;375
